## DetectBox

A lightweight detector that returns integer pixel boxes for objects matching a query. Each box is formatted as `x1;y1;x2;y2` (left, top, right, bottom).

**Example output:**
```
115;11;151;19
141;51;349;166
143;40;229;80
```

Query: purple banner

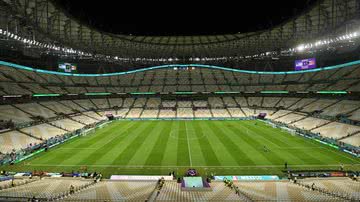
295;58;316;70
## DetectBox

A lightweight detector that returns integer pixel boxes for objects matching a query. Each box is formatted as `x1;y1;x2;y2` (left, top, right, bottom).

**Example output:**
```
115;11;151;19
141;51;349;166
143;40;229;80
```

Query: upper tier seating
58;100;86;112
41;101;74;114
73;99;97;110
15;103;57;118
262;97;281;108
91;98;109;109
301;99;338;113
108;98;123;107
320;100;360;117
0;105;32;123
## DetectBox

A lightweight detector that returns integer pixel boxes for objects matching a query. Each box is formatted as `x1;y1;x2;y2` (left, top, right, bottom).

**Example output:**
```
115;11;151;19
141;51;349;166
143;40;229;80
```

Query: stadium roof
0;0;359;59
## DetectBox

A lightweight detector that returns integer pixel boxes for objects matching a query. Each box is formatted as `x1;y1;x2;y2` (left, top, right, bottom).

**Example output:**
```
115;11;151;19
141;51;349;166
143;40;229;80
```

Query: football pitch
2;120;360;177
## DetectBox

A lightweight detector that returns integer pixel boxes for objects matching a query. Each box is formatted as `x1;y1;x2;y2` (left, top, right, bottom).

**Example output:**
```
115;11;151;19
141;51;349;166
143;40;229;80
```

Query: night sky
55;0;317;36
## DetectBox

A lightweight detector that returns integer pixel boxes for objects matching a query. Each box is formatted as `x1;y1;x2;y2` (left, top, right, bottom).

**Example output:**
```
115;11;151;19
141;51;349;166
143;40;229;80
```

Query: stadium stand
299;177;360;200
234;181;340;201
0;131;41;153
157;181;240;201
65;180;157;201
0;178;92;199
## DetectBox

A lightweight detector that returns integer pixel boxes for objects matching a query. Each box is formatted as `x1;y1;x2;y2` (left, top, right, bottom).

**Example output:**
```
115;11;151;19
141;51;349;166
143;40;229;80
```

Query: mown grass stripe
70;121;142;166
177;121;191;166
34;122;134;165
192;121;221;166
144;121;174;166
111;121;161;165
207;121;256;165
211;121;273;165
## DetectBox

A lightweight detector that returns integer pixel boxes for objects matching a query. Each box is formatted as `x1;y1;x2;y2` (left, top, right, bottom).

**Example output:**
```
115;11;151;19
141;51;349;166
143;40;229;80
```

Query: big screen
295;58;316;71
58;63;77;73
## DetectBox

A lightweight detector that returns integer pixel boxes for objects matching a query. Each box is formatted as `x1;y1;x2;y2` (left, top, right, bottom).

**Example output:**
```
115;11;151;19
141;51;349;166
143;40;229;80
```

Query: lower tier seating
65;180;157;201
157;181;240;201
0;131;41;153
234;181;340;201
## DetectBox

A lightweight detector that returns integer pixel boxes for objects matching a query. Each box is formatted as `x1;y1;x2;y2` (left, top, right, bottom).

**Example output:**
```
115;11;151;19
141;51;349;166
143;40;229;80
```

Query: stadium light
296;44;305;52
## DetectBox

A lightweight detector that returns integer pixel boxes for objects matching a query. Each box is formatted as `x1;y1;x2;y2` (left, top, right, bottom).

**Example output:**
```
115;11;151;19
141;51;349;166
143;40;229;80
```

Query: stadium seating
312;122;360;139
15;103;57;119
234;181;338;201
141;109;159;118
228;108;246;117
0;131;41;153
291;117;330;131
20;124;67;140
194;109;212;118
71;115;98;125
91;98;109;109
50;118;85;131
299;177;360;200
41;101;74;114
126;108;143;118
0;105;33;124
276;113;306;124
159;109;176;118
320;100;359;116
341;134;360;147
157;181;240;201
0;178;92;199
211;109;230;118
65;180;157;201
176;108;194;118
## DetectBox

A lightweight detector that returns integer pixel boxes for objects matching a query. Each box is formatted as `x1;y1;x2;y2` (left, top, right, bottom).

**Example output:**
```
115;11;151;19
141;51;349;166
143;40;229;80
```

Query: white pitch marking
185;121;193;167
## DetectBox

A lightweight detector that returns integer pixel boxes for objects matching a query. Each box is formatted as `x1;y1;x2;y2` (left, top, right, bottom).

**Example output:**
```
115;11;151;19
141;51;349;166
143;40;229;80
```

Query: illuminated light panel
130;92;156;95
260;91;288;94
174;91;196;94
316;91;347;94
32;93;60;97
84;92;111;96
214;91;239;94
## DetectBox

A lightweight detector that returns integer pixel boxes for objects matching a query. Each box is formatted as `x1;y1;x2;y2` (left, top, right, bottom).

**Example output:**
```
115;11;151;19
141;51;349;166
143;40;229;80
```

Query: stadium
0;0;359;201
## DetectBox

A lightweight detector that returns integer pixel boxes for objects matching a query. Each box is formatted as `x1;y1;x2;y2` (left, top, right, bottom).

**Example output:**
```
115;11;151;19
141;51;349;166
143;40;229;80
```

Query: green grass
2;120;359;178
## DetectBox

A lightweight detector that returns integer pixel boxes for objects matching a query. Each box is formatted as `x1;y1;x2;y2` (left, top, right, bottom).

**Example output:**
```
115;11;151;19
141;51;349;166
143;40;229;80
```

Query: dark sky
55;0;317;36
